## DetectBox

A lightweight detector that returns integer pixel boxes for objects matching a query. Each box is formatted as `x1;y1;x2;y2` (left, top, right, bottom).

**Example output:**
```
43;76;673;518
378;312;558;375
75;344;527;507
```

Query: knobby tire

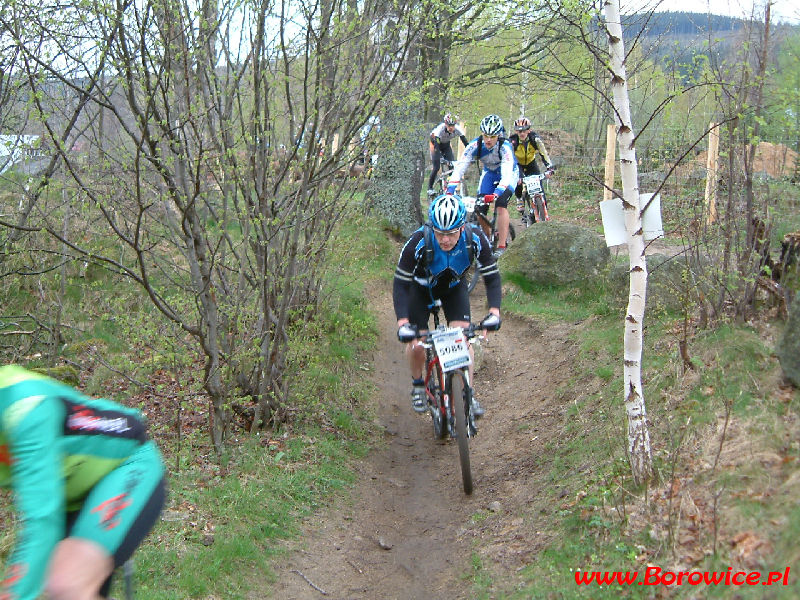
534;194;547;223
450;370;473;495
522;192;534;228
427;353;446;440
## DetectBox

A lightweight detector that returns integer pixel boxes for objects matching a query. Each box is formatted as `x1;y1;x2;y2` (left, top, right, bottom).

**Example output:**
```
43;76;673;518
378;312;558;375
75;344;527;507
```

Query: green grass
502;272;619;322
489;229;800;599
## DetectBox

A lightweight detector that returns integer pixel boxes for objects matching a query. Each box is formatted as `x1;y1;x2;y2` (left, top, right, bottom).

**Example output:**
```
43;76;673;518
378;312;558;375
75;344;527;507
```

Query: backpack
420;223;476;272
474;135;507;167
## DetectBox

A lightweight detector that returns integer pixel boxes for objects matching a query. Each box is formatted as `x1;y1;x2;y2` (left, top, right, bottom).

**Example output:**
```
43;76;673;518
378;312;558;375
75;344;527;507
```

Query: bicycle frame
434;158;461;196
469;195;515;250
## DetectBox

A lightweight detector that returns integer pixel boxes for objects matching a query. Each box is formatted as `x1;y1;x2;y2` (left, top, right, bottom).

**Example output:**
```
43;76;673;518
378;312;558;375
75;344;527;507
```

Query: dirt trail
266;276;578;599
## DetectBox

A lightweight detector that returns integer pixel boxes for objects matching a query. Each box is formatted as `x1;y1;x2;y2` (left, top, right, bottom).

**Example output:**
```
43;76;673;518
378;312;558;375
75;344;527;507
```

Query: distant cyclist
509;117;553;212
446;114;518;258
394;195;501;417
427;113;469;196
0;365;166;600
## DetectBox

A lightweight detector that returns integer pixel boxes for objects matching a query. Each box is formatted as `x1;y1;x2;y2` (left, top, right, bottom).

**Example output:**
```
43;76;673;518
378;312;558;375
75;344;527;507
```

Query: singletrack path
266;275;578;599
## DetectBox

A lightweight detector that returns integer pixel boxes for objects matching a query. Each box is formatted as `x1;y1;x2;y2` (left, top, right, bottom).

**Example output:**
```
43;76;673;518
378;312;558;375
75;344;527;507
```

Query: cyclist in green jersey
0;365;166;600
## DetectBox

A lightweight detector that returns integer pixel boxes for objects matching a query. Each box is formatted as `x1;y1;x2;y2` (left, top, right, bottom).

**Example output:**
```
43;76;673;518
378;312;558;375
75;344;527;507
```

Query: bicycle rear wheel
450;370;473;495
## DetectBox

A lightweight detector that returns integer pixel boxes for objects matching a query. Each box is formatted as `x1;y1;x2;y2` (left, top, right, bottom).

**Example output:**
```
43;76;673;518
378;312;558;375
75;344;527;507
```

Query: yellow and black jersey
509;133;551;169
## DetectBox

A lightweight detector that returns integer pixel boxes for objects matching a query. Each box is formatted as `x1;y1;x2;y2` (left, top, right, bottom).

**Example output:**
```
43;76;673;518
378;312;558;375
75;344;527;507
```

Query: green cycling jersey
0;365;164;600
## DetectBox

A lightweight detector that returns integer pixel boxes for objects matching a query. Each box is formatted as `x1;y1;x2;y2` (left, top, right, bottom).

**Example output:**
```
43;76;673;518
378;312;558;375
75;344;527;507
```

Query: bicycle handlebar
397;315;501;343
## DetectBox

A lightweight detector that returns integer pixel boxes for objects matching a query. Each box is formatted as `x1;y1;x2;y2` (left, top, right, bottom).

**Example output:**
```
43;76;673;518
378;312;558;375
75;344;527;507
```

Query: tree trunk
603;0;652;485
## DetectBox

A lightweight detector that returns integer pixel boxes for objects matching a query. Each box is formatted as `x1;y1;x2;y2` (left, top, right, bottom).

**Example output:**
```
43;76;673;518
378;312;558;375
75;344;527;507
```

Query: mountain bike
465;194;515;293
405;302;498;495
518;170;553;226
428;158;462;197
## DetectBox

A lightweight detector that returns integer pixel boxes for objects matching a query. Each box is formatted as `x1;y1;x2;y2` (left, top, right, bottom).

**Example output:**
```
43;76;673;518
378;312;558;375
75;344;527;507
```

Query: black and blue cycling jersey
393;224;501;323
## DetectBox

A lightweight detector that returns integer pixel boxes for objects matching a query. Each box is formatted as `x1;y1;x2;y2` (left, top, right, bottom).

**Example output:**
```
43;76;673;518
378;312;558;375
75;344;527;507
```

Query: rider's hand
480;313;501;332
545;167;555;177
397;323;419;343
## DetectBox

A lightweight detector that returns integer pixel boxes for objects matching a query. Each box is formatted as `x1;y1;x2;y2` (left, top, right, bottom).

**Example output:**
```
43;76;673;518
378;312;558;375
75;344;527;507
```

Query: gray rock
501;222;610;286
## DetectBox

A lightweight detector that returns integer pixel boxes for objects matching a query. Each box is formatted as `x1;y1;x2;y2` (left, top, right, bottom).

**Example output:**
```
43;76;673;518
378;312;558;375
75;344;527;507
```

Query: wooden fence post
604;123;616;202
705;122;720;224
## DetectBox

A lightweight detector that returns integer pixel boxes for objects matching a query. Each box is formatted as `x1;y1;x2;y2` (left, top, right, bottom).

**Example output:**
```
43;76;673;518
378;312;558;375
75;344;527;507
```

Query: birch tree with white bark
602;0;653;484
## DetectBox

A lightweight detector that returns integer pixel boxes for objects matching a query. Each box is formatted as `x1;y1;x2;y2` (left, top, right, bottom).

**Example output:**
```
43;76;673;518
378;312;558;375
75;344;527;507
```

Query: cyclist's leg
46;539;112;600
442;144;455;164
486;167;512;250
47;441;166;599
406;283;433;380
516;162;532;201
477;169;494;197
429;146;443;190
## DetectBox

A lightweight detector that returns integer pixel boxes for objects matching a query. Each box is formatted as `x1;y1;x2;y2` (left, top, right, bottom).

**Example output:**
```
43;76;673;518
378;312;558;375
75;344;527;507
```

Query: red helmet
514;117;531;131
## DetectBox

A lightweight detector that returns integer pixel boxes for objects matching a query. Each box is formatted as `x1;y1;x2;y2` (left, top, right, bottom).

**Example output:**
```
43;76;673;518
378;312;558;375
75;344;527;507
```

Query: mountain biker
509;117;553;212
446;114;518;258
394;195;501;417
427;113;469;196
0;364;167;600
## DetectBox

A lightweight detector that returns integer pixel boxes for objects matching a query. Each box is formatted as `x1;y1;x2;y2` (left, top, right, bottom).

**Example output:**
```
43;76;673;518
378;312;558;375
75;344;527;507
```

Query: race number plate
461;196;477;214
523;175;542;193
431;328;472;372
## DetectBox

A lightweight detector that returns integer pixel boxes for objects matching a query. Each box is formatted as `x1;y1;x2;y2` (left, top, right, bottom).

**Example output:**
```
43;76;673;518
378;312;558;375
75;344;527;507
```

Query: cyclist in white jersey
446;114;518;258
427;113;469;195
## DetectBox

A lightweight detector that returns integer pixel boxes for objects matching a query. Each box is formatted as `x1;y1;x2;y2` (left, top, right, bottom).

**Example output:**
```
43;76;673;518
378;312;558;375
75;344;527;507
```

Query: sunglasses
433;228;462;237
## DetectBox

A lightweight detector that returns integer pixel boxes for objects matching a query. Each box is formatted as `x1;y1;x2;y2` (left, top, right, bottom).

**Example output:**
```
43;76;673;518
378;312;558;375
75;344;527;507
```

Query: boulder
500;222;610;286
777;293;800;387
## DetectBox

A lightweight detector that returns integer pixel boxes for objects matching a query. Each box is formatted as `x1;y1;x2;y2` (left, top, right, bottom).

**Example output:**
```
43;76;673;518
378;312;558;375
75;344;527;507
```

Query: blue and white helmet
429;194;466;232
479;114;503;136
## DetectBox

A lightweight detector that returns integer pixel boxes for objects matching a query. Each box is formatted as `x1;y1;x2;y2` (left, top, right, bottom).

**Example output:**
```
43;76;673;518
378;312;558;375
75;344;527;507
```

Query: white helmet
429;194;466;232
479;114;503;136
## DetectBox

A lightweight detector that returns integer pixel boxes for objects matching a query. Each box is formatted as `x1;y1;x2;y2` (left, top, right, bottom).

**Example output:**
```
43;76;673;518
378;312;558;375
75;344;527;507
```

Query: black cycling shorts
407;279;471;330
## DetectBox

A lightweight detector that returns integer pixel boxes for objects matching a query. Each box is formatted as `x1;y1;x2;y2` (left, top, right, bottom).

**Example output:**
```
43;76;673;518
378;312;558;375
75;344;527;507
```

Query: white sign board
599;193;663;247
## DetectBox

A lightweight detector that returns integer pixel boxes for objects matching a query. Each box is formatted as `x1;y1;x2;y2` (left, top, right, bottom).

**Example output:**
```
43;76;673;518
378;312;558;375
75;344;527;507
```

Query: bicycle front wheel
522;194;534;228
450;370;473;495
428;354;446;440
533;194;547;223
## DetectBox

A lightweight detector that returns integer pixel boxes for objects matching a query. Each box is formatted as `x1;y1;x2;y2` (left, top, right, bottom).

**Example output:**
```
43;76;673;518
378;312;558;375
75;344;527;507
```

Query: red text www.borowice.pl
575;566;790;587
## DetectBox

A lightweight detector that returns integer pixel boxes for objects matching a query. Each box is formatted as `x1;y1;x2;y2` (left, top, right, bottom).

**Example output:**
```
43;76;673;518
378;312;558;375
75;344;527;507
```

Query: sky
622;0;800;24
